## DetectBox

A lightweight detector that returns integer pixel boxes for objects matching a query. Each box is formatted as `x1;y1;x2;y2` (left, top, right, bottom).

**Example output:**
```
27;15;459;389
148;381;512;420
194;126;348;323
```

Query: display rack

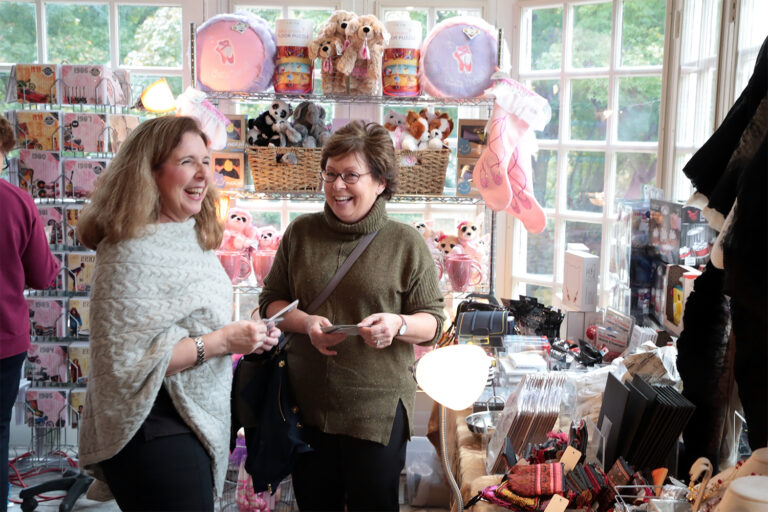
205;90;495;107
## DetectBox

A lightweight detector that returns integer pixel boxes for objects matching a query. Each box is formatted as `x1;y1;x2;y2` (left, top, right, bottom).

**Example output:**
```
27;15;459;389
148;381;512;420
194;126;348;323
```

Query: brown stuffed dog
309;35;346;94
337;14;388;95
313;10;358;94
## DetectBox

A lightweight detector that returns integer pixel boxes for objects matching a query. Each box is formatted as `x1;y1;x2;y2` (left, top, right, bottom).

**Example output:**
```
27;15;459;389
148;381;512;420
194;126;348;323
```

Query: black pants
100;431;214;512
1;352;26;512
292;401;408;512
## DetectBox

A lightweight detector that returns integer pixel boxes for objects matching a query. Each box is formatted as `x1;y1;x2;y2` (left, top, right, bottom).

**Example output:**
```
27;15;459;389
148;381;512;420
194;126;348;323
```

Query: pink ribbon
323;58;332;73
360;39;370;60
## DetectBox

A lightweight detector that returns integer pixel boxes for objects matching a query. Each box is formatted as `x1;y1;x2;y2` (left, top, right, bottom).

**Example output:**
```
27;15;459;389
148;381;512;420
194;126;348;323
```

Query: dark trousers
100;431;214;512
1;351;26;512
292;401;408;512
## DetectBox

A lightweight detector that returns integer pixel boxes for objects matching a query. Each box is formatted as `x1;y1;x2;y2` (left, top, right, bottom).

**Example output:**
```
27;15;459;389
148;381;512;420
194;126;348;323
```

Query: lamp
135;78;176;113
217;195;231;224
413;344;492;512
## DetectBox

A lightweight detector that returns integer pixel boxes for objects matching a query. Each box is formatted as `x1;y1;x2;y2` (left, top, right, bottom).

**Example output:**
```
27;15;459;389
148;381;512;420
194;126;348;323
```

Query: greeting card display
17;150;62;199
41;252;65;292
61;65;125;105
111;69;132;106
63;158;107;198
108;114;141;153
69;389;86;428
25;344;68;383
65;253;96;293
68;343;90;385
225;114;246;150
63;113;107;153
38;206;64;245
14;111;61;152
212;151;245;189
67;298;91;338
196;12;277;93
25;389;67;427
64;204;85;247
27;299;65;338
7;64;60;104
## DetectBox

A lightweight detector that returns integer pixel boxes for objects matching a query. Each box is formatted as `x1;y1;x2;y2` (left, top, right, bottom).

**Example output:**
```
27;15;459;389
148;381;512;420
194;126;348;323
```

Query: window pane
734;0;768;98
237;7;281;26
530;80;559;140
436;9;482;24
288;7;335;37
0;2;37;64
521;6;562;71
617;76;661;142
565;221;602;257
571;2;611;68
119;5;182;68
46;3;110;65
570;78;608;141
526;219;554;275
567;151;605;213
615;152;657;201
524;284;552;305
0;71;9;116
382;9;428;41
620;0;666;67
532;149;557;209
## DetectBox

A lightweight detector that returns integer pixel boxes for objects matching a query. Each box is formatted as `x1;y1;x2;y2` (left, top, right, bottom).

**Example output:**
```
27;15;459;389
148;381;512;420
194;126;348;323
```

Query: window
509;0;666;308
0;0;185;107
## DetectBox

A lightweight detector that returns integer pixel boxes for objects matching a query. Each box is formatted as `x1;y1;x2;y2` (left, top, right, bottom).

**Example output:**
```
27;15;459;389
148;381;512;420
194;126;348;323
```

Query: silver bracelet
193;336;205;367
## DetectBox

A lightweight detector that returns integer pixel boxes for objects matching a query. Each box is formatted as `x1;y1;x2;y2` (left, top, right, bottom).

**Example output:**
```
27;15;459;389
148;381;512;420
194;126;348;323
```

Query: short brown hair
0;113;16;154
321;121;399;199
77;116;222;250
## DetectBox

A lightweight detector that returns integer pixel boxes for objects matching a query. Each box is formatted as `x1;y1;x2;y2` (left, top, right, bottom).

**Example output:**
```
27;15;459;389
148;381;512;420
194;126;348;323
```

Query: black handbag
230;230;379;494
456;309;513;347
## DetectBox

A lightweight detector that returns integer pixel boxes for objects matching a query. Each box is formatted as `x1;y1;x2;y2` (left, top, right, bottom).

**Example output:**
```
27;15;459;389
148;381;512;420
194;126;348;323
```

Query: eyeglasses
320;170;370;184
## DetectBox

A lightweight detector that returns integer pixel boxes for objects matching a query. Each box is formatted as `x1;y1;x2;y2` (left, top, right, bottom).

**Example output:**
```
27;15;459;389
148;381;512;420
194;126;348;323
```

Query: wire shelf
223;190;483;205
205;90;495;107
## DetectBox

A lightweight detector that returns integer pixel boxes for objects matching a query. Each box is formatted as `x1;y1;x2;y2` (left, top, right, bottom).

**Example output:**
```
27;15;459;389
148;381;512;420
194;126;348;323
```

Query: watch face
398;318;407;335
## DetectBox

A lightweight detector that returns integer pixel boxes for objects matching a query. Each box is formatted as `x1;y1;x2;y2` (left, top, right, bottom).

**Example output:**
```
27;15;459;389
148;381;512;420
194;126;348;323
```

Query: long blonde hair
77;116;222;250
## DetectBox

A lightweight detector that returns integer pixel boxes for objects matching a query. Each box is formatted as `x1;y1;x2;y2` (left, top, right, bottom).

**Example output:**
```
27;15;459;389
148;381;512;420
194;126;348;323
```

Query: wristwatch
397;314;408;336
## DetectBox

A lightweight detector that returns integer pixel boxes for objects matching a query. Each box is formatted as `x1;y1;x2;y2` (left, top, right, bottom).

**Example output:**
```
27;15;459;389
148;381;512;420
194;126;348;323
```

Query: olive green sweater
258;197;445;445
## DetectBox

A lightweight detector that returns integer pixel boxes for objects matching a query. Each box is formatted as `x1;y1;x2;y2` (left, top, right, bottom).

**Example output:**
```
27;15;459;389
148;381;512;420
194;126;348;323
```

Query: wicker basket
248;146;449;195
248;146;322;193
395;148;449;195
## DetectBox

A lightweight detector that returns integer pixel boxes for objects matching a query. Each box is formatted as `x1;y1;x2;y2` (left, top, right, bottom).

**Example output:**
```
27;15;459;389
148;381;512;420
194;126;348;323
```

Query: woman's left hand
254;323;281;355
358;313;401;349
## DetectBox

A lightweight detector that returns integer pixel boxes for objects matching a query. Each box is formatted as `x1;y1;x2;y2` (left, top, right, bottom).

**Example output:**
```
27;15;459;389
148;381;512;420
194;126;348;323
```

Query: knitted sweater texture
258;198;445;445
78;219;233;500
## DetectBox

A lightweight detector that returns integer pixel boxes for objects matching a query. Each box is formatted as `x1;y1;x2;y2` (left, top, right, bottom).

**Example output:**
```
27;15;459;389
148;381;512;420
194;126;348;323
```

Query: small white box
558;303;605;341
562;250;600;311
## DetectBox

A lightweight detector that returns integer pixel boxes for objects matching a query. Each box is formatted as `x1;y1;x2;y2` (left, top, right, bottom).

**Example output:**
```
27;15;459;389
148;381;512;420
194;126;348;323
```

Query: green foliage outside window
0;2;37;64
46;4;110;65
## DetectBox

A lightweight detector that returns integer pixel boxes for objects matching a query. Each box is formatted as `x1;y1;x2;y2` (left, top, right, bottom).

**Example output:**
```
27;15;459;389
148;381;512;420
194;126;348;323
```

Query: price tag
543;494;569;512
560;445;582;473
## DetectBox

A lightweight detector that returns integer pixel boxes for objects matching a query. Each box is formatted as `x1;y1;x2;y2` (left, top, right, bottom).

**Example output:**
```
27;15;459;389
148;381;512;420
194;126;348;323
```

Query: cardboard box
562;250;600;311
559;304;604;342
649;199;716;267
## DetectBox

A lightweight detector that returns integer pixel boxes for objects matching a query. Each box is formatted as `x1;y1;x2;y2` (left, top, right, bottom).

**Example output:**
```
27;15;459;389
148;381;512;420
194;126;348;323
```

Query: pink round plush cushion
196;13;276;93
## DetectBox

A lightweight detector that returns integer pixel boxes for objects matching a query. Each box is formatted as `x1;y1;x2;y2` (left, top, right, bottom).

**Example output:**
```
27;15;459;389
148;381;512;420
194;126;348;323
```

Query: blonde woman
77;116;280;511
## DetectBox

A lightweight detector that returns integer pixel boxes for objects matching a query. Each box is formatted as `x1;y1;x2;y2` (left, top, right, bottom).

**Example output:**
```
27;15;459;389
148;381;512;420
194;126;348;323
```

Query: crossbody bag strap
277;229;379;350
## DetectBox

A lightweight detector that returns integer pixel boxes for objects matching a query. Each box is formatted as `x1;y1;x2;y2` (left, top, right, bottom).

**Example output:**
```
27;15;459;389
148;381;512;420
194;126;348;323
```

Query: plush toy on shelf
401;110;429;150
247;100;303;163
337;14;389;95
413;220;437;249
256;226;282;251
292;101;331;148
308;35;346;95
426;111;454;149
221;207;259;252
384;109;407;149
457;218;489;262
436;233;461;256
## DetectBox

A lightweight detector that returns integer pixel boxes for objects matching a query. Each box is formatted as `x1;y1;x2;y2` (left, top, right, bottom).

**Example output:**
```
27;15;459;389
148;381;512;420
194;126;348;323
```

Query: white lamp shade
415;344;492;411
140;78;176;113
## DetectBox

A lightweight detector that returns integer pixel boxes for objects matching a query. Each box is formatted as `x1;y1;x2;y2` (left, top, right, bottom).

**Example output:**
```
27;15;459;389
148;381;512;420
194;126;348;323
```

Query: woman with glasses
0;113;60;512
257;120;445;511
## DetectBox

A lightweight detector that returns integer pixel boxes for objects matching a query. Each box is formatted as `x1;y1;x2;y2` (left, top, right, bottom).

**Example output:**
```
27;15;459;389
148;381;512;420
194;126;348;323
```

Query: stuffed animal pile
246;99;332;161
384;108;454;151
220;206;283;252
413;215;489;286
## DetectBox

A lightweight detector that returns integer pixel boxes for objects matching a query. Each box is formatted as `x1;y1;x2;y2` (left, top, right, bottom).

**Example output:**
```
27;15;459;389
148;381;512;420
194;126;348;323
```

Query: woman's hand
357;313;402;349
224;320;282;355
304;315;346;356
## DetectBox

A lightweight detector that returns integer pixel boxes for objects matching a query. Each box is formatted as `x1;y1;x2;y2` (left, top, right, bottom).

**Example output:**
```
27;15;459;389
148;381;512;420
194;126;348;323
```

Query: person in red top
0;113;60;511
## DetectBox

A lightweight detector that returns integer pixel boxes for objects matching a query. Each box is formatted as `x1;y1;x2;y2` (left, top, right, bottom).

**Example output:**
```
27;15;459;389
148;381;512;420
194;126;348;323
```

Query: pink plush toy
257;226;282;251
457;219;487;262
437;234;461;256
221;208;259;251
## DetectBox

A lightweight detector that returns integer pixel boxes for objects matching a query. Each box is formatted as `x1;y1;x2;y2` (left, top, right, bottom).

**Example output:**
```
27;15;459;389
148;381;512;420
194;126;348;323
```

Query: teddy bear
384;109;407;149
220;207;259;251
308;35;347;95
257;226;281;251
400;110;429;150
292;101;331;148
337;14;388;95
